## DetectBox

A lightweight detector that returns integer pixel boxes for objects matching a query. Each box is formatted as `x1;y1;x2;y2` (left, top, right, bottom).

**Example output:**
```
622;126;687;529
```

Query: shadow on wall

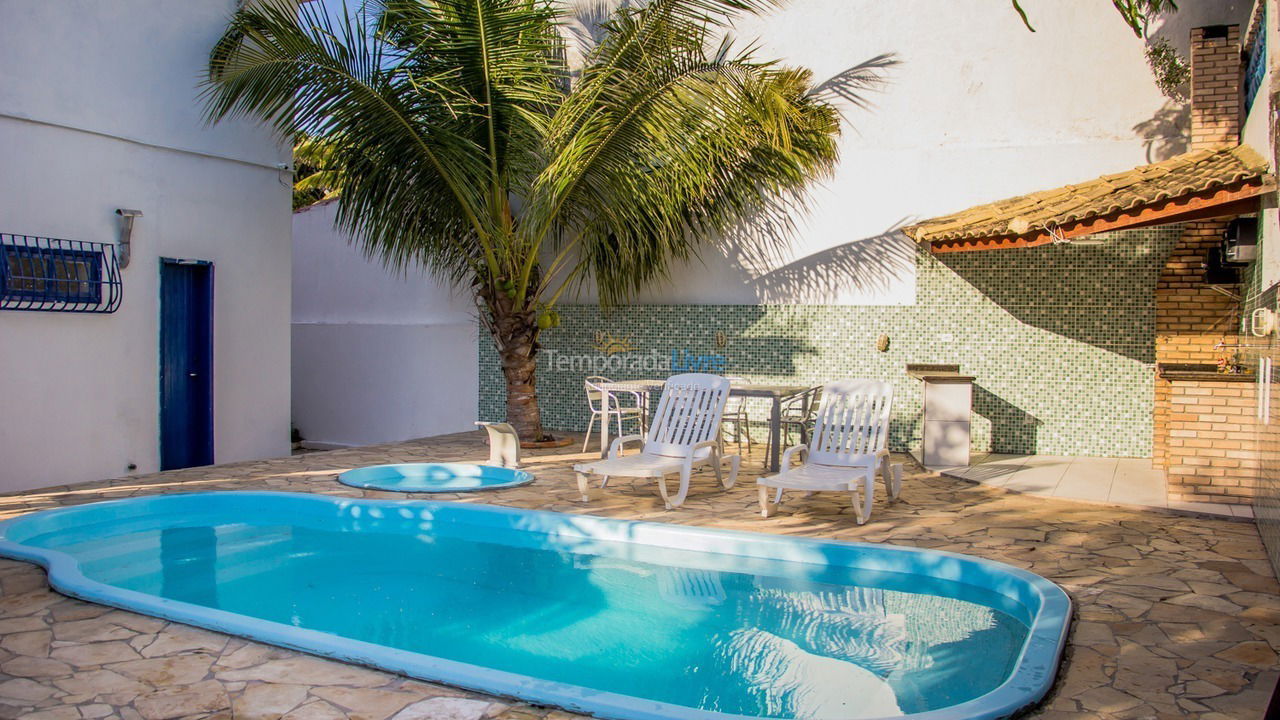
936;229;1181;364
709;55;907;304
510;305;822;433
703;175;916;303
974;385;1040;455
558;1;907;307
1133;100;1190;163
1135;0;1251;164
809;53;901;114
563;0;621;65
637;304;820;379
1146;2;1253;58
746;225;916;304
724;311;819;378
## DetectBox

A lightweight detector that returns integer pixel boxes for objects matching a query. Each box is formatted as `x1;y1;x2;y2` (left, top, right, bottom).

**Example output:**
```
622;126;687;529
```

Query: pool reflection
160;526;219;608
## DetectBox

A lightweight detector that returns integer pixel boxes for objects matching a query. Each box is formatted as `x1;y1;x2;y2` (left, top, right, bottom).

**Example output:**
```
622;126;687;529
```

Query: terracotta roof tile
903;145;1270;243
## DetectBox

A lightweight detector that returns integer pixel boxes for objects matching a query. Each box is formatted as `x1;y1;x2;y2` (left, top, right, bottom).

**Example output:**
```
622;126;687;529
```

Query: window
0;234;121;313
1;244;102;304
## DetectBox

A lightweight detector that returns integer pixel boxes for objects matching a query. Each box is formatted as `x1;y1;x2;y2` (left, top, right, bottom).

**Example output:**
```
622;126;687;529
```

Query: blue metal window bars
0;233;122;313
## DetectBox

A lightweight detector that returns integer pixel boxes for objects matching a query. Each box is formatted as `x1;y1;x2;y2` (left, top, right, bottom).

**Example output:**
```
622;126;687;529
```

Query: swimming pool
339;463;534;493
0;492;1070;720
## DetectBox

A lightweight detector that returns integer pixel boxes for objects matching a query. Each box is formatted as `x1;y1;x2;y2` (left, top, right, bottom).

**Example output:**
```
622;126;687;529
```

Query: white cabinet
908;365;974;470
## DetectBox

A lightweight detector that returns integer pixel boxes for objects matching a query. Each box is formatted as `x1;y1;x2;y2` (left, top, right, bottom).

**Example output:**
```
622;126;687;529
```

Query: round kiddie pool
338;463;533;493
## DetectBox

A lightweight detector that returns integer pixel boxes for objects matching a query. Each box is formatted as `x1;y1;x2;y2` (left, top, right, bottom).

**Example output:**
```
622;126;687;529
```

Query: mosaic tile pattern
480;227;1182;456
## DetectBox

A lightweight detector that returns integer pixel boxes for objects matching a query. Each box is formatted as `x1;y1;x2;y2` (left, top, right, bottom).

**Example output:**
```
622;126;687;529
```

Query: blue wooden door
159;259;213;471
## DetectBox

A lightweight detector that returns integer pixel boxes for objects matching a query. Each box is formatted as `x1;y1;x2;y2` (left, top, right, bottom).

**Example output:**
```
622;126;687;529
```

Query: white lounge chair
574;373;741;509
756;379;902;525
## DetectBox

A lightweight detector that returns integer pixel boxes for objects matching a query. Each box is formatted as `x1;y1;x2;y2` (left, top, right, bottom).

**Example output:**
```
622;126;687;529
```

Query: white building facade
0;0;293;492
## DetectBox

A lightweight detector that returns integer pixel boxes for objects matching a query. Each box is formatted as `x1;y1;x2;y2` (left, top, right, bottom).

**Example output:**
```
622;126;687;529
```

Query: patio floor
0;432;1275;720
943;454;1256;520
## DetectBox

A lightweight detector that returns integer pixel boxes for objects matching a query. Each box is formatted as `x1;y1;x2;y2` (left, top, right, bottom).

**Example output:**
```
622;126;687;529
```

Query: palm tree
291;136;342;209
204;0;840;442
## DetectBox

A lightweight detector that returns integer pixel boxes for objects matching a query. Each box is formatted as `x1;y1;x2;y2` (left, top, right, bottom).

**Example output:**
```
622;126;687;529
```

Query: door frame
158;258;214;471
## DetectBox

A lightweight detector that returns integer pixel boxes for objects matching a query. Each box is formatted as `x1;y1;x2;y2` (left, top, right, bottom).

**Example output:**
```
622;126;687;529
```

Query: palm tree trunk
490;305;546;443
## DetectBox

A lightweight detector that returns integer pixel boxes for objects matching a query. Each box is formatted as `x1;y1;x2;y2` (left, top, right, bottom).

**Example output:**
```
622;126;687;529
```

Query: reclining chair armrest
682;440;721;472
689;440;721;457
781;444;808;472
608;434;645;459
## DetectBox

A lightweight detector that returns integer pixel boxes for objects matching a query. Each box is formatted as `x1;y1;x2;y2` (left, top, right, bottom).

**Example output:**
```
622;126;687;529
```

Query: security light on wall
115;209;142;269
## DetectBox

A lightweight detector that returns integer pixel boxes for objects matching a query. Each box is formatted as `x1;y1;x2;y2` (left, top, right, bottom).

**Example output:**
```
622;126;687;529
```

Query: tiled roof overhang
903;145;1275;253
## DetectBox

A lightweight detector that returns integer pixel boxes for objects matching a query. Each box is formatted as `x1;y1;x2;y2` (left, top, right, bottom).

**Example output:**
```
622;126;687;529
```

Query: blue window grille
1246;9;1267;117
0;233;122;313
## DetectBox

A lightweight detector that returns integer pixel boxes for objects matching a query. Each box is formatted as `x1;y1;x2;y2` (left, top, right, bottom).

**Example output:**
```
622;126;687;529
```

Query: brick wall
1152;24;1244;469
1166;379;1259;504
1190;25;1242;151
1153;220;1238;466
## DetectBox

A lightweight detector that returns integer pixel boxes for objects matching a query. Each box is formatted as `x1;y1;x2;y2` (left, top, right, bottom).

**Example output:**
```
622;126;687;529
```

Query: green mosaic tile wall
479;226;1182;456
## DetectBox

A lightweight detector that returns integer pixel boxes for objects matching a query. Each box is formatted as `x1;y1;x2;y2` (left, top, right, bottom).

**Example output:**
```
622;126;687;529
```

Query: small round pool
338;463;533;493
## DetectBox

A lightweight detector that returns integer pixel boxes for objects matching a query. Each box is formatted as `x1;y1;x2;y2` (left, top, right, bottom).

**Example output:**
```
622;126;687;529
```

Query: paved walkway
0;432;1274;719
944;454;1257;519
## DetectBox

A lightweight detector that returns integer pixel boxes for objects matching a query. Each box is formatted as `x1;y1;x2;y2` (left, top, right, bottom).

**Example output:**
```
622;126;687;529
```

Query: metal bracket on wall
1207;284;1242;301
115;209;142;269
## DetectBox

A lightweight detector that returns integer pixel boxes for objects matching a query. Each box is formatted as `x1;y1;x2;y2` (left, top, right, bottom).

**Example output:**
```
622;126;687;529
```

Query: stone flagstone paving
0;431;1275;719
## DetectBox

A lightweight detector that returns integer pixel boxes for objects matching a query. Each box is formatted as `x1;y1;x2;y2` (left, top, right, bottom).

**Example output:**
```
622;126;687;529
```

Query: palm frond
204;0;844;437
204;0;560;284
531;2;839;305
376;0;565;194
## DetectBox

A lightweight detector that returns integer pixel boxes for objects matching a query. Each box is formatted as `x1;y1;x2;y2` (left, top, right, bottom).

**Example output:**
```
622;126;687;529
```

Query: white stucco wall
292;202;478;447
560;0;1250;305
0;0;292;491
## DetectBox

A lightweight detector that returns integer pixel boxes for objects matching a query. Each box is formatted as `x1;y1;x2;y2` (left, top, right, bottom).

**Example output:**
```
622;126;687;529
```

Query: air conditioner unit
1204;246;1241;285
1223;217;1258;264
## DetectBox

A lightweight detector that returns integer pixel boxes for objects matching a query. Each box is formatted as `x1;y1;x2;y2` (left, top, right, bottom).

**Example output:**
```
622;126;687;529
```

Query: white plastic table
594;379;812;472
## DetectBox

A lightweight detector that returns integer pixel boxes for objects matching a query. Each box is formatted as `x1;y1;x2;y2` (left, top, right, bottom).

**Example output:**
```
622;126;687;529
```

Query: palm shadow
1132;100;1189;163
732;217;916;304
563;0;624;63
703;53;904;304
974;385;1041;455
808;53;901;120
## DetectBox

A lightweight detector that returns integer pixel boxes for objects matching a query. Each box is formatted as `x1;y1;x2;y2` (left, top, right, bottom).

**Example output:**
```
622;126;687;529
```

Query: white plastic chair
582;376;646;452
720;376;754;450
756;379;902;525
574;373;741;509
765;385;821;461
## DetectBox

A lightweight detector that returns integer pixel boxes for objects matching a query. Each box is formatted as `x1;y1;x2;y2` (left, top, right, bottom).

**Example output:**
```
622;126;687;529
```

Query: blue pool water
0;493;1069;720
338;463;533;492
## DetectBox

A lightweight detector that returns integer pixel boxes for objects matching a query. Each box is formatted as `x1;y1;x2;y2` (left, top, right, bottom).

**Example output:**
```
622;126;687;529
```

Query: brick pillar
1189;25;1242;150
1152;25;1243;469
1165;379;1260;505
1154;222;1239;466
